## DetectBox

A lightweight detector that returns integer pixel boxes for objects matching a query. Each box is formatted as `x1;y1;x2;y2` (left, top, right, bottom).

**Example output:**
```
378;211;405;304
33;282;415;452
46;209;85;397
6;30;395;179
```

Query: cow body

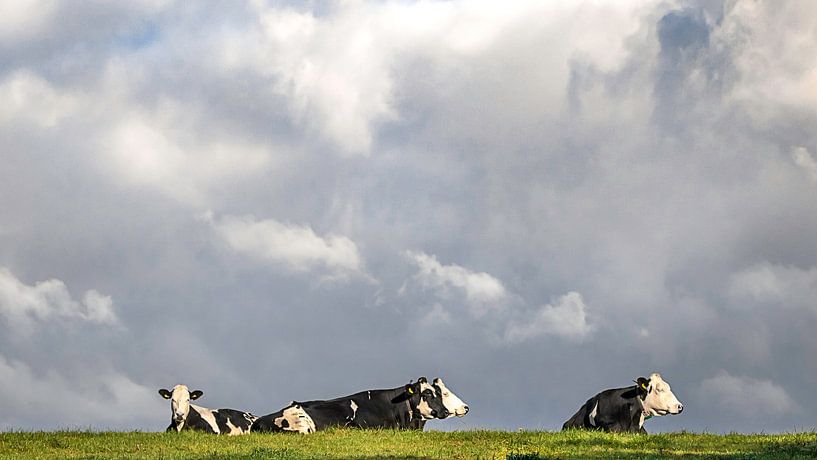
562;373;683;433
159;385;257;435
252;377;448;433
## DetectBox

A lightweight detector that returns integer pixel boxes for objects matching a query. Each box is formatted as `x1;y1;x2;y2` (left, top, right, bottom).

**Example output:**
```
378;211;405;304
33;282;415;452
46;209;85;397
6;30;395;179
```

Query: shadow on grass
200;449;432;460
507;439;817;460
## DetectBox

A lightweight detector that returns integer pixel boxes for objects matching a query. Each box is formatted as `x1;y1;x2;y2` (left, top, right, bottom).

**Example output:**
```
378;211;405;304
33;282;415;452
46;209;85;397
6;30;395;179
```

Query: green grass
1;429;815;459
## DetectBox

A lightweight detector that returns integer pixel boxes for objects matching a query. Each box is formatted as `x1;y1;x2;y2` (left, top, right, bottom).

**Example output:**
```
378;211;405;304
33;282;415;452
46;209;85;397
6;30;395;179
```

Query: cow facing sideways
159;384;257;435
252;377;449;433
409;378;469;430
562;373;683;433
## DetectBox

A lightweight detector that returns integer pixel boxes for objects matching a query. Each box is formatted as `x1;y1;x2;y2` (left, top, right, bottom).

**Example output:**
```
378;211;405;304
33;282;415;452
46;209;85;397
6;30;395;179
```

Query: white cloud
405;251;507;316
699;371;797;418
0;353;158;430
100;107;272;206
0;71;78;128
404;253;593;342
208;212;365;279
215;1;650;155
728;262;817;310
720;1;817;116
505;291;593;343
792;147;817;182
0;268;119;333
0;0;57;42
231;2;399;155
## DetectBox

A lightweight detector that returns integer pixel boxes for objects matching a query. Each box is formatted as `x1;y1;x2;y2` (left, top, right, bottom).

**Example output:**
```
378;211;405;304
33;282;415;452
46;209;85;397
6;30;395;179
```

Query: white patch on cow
642;373;683;417
223;417;244;436
433;378;469;418
588;402;598;427
415;381;438;420
349;400;358;421
193;405;221;434
274;404;315;434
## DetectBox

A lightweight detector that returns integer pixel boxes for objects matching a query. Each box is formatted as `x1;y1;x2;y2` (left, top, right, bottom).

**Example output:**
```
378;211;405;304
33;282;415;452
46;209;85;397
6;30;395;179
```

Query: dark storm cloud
1;0;816;434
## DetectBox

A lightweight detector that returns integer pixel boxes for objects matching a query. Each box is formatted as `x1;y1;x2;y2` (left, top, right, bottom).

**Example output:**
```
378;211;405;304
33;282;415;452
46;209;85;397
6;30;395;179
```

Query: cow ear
391;386;413;403
190;390;203;400
433;378;443;385
159;389;172;399
417;377;428;384
635;377;650;395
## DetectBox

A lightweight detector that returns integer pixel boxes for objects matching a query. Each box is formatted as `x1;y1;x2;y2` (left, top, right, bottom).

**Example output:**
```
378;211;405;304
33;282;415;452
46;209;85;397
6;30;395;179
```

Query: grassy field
1;429;816;459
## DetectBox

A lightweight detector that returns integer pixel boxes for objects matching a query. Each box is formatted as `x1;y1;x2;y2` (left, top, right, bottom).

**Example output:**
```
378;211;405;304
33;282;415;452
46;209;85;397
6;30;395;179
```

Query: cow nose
463;405;469;414
677;404;684;413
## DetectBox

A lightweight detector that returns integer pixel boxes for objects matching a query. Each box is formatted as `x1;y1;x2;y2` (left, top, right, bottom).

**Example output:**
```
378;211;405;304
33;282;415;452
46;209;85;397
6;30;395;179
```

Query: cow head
638;373;683;416
158;384;203;428
432;378;469;418
400;377;449;420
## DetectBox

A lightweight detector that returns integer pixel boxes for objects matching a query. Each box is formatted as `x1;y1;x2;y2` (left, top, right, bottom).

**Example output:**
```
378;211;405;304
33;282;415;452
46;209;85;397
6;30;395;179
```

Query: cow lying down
159;384;258;435
562;373;683;433
252;377;461;433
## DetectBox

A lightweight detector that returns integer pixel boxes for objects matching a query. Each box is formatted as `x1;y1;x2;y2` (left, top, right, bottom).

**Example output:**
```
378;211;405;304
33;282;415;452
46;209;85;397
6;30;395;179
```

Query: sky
1;0;816;434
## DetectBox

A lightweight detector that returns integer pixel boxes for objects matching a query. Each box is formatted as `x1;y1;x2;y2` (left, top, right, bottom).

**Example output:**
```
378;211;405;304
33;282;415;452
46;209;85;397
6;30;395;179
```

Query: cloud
98;106;273;206
2;0;817;434
207;212;366;280
404;251;507;316
0;0;58;42
0;353;158;430
0;268;119;333
722;1;817;114
728;262;817;310
699;371;797;418
225;1;399;155
404;252;592;342
0;71;78;127
505;292;593;343
792;147;817;182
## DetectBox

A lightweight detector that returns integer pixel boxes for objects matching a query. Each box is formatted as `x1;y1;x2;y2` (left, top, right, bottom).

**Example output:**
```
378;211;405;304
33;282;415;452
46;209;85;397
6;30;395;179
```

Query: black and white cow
251;377;449;433
158;384;257;435
562;373;684;433
409;378;469;430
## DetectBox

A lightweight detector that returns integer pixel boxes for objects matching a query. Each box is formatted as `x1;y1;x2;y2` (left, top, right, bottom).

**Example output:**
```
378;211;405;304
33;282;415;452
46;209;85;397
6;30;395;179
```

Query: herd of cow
159;372;683;435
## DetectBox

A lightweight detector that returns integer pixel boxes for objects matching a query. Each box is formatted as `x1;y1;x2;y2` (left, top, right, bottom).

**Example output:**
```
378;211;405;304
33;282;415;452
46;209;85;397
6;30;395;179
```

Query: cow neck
169;419;183;432
406;389;422;421
385;386;417;422
635;390;651;419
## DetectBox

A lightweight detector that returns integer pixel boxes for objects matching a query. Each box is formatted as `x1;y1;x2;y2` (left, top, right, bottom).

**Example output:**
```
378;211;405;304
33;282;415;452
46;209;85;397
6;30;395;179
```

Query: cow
562;373;683;433
251;377;450;433
158;384;257;435
409;378;469;430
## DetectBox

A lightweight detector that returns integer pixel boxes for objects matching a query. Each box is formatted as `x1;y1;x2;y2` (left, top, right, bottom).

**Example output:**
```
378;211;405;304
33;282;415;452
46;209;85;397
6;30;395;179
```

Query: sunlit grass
1;429;815;459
